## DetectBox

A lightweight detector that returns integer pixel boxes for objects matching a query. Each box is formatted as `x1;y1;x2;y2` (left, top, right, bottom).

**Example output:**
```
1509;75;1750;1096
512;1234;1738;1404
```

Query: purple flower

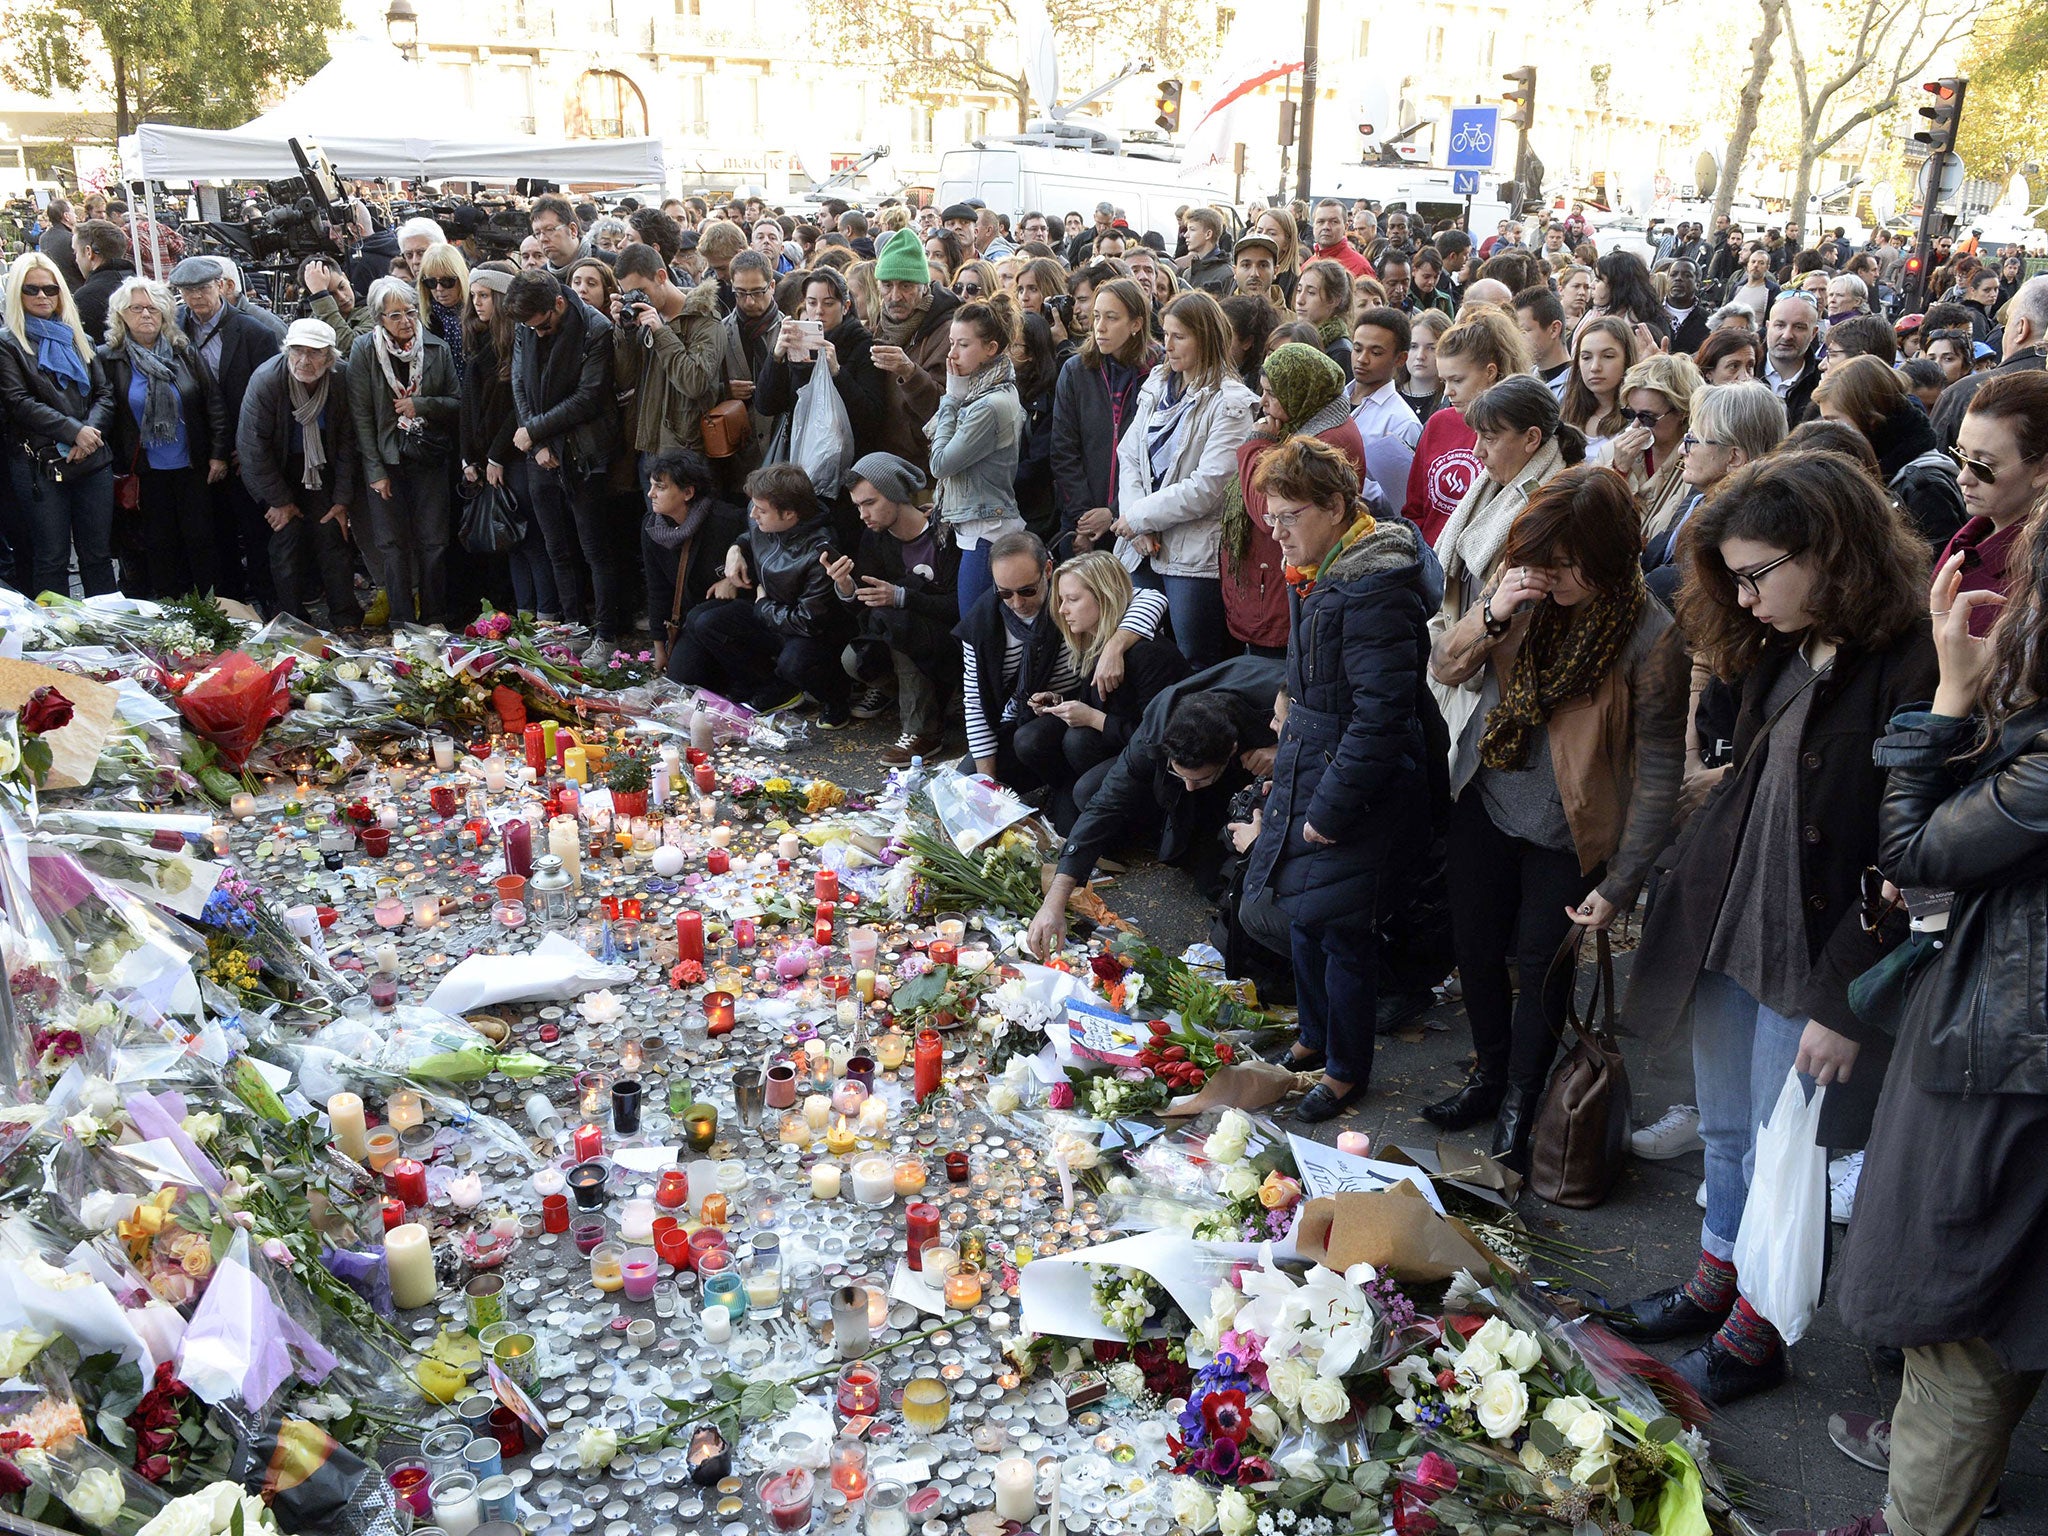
1197;1437;1240;1479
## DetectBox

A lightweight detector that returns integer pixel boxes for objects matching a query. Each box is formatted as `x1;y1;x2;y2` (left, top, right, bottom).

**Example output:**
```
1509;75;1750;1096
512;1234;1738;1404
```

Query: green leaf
1320;1482;1362;1514
97;1404;134;1448
1616;1493;1634;1526
1643;1413;1681;1443
1529;1418;1567;1457
1352;1462;1389;1495
211;1223;232;1263
1364;1403;1393;1436
22;1486;48;1522
737;1380;797;1423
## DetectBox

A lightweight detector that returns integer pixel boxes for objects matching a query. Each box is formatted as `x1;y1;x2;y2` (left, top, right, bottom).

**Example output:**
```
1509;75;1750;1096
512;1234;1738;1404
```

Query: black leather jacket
1876;705;2048;1096
733;516;848;640
0;326;114;470
510;294;621;474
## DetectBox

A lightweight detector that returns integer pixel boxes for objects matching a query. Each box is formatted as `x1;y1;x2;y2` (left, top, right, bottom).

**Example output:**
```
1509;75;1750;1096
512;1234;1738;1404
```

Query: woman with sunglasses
1933;371;2048;633
952;260;1000;305
416;243;471;383
1423;465;1686;1166
1602;351;1701;540
1614;450;1934;1409
0;253;115;595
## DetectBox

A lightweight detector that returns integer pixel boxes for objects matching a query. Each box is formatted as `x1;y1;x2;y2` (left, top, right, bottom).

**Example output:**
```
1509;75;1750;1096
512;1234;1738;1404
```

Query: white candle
377;802;400;829
385;1222;437;1309
993;1457;1037;1521
432;736;456;770
777;831;800;861
326;1093;368;1162
547;815;582;890
447;1172;484;1210
619;1198;656;1243
708;824;733;849
484;756;508;793
230;792;257;820
374;944;400;975
850;1156;895;1206
858;1096;889;1136
802;1093;832;1131
387;765;409;794
207;824;230;855
434;1482;479;1536
651;761;670;808
532;1166;565;1198
810;1161;842;1199
701;1303;732;1343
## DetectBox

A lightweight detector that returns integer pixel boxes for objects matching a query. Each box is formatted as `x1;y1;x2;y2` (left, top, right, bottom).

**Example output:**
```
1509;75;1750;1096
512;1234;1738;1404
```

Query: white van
935;138;1239;245
1314;165;1511;243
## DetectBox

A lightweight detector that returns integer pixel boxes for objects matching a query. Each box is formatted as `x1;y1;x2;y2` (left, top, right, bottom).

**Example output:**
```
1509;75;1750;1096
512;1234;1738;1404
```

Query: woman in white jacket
1113;290;1258;669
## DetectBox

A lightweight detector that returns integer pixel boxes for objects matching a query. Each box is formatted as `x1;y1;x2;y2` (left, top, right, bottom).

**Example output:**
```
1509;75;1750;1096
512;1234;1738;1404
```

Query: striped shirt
962;588;1169;762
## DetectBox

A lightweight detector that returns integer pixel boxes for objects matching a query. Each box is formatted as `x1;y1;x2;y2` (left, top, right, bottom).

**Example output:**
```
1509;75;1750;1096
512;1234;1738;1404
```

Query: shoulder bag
663;529;699;651
1527;929;1632;1208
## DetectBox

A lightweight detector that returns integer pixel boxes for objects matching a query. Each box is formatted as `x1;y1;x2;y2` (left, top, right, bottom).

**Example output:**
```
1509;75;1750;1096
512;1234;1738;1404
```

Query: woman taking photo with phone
1422;464;1687;1167
1614;449;1935;1409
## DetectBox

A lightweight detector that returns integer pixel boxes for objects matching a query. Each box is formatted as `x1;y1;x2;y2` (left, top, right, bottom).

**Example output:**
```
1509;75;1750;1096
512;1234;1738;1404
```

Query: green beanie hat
1263;342;1347;427
874;226;932;285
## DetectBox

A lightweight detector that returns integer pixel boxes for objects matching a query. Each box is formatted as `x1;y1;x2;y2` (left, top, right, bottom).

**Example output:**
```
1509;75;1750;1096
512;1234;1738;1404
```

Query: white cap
284;317;339;354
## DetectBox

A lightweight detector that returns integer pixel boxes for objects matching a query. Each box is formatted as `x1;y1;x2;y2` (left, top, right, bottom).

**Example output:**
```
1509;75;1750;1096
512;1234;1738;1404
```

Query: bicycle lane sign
1446;106;1500;169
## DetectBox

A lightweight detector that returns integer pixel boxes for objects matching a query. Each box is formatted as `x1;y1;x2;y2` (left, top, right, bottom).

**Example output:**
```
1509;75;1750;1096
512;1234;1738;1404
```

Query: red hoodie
1308;241;1371;278
1402;408;1479;546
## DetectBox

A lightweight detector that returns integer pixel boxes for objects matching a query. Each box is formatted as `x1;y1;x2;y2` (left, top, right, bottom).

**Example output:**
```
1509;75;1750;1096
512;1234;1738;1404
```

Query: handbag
114;443;142;512
458;481;525;555
663;530;698;650
1526;929;1632;1208
701;397;751;459
1848;927;1943;1037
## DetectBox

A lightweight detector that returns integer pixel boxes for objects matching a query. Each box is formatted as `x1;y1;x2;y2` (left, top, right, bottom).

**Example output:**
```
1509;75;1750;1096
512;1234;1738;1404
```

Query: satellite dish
795;138;833;187
1355;82;1391;143
1630;168;1657;216
1871;182;1896;225
2005;171;2031;210
1018;0;1060;119
1695;150;1718;199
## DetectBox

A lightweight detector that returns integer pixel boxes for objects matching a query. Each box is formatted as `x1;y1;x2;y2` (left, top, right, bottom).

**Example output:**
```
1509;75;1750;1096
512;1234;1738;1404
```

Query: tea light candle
701;1303;731;1343
327;1093;368;1161
876;1031;908;1070
826;1115;857;1155
414;894;440;928
811;1161;842;1199
386;1090;424;1133
993;1457;1037;1521
850;1156;895;1206
778;1112;813;1149
230;791;258;820
893;1156;927;1196
802;1093;832;1132
1336;1131;1372;1157
857;1095;889;1136
378;802;400;829
385;1223;437;1309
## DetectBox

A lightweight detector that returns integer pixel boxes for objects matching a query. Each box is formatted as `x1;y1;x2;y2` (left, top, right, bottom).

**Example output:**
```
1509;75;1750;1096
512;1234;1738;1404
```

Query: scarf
24;316;89;392
1477;574;1644;771
1434;436;1567;608
372;320;423;400
870;287;933;348
930;353;1017;437
431;302;466;378
1285;511;1377;595
289;369;330;490
1315;315;1349;348
125;336;181;446
1145;371;1200;488
1223;396;1355;569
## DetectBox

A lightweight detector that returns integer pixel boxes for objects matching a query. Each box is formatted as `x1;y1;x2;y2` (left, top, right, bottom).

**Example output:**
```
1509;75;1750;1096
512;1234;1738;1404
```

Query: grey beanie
846;452;927;505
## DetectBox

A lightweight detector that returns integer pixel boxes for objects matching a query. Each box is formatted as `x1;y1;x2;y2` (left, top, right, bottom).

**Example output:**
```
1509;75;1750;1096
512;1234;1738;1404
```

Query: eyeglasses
732;285;773;300
1680;434;1728;452
955;282;983;296
425;275;462;290
994;582;1041;602
20;283;59;297
1262;509;1315;530
1947;445;2013;484
1621;407;1675;428
1730;547;1803;598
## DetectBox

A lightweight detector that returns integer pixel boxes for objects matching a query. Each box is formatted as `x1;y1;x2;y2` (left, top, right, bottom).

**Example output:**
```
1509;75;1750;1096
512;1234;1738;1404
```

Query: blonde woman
1015;548;1191;829
416;241;471;380
846;259;879;329
953;258;999;303
1603;351;1702;540
0;252;116;594
1113;289;1260;668
1250;206;1302;307
98;277;229;597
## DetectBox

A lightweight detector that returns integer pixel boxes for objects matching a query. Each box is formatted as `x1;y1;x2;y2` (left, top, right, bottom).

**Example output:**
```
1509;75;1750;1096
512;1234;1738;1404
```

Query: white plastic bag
1731;1069;1828;1344
789;361;854;497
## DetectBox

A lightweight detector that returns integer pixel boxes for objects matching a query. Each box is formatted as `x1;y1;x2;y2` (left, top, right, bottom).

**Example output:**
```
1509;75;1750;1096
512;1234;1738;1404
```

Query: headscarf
24;315;89;392
289;368;331;490
124;334;182;446
1263;343;1347;430
1477;574;1645;770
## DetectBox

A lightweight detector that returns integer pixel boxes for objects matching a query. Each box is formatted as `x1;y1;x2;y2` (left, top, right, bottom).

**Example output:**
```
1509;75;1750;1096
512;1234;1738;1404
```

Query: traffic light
1501;66;1537;132
1914;76;1967;156
1154;78;1183;133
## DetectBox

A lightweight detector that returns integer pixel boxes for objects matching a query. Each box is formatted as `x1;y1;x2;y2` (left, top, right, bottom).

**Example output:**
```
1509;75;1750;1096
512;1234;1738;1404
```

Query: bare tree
1779;0;1983;239
1713;0;1786;231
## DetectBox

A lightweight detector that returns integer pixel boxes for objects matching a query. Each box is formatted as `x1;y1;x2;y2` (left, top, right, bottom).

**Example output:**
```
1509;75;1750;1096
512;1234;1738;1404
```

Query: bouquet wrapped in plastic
162;653;295;771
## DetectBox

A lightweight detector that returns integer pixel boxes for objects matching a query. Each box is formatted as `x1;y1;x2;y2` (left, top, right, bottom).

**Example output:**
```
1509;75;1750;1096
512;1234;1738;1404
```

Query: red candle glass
655;1169;691;1208
686;1226;728;1272
914;1029;943;1101
734;915;757;948
487;1406;526;1458
541;1193;569;1233
836;1364;883;1415
656;1225;690;1269
707;848;730;875
503;817;532;878
524;723;545;770
360;825;390;857
675;911;704;964
389;1462;432;1518
928;940;958;968
686;745;708;766
945;1151;971;1183
705;991;737;1035
814;916;833;947
694;762;716;795
386;1158;428;1207
814;868;839;903
905;1202;941;1269
380;1197;406;1230
572;1123;604;1162
429;783;457;818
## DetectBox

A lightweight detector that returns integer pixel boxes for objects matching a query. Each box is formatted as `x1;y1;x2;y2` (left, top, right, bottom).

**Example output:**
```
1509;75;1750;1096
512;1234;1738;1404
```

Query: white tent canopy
121;37;663;185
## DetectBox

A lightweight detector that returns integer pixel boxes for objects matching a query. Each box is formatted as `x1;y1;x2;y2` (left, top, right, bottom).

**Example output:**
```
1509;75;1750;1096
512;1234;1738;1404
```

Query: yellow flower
764;777;792;794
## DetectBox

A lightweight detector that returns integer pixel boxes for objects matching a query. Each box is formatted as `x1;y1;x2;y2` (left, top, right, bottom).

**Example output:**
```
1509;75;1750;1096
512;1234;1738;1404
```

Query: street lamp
386;0;419;61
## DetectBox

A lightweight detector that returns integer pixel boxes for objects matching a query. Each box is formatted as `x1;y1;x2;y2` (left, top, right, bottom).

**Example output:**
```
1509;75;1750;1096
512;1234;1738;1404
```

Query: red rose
137;1454;172;1484
0;1456;26;1497
19;686;73;736
1090;955;1126;983
1411;1451;1459;1499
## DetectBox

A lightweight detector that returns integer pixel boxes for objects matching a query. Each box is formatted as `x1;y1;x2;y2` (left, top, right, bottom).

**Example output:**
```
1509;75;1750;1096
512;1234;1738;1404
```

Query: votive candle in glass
850;1155;895;1206
893;1155;927;1196
621;1248;659;1301
589;1241;625;1292
943;1262;985;1309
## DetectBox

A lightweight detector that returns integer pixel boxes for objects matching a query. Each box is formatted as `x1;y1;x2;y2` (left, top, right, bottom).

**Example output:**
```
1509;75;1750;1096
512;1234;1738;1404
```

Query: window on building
912;106;934;150
1482;31;1495;69
1426;26;1444;64
675;0;699;15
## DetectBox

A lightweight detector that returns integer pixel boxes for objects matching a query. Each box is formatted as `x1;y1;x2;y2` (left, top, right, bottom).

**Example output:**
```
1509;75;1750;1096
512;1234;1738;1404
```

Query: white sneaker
1696;1180;1707;1210
1631;1104;1704;1160
1829;1151;1864;1224
581;637;617;668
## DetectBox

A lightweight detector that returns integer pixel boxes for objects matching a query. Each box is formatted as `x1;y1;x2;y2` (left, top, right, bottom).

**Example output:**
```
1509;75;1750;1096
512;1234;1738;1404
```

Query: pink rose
1048;1082;1075;1110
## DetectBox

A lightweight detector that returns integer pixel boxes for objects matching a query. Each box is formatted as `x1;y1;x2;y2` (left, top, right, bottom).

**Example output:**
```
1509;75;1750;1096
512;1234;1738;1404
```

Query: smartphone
797;318;824;353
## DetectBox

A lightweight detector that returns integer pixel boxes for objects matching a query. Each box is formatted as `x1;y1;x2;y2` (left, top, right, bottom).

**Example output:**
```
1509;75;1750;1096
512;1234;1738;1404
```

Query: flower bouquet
160;654;295;772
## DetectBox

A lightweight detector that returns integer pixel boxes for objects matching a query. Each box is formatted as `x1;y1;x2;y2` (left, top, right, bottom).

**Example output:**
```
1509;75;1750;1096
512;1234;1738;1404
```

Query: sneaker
1768;1515;1888;1536
1631;1104;1704;1160
581;637;617;668
1829;1151;1864;1224
1827;1410;1890;1472
749;688;805;715
1696;1180;1707;1210
817;704;853;729
850;687;894;720
880;733;943;767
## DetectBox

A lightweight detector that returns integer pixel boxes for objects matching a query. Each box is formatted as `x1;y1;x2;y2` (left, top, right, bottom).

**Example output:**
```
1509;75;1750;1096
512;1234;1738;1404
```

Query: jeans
11;456;114;596
1159;573;1229;671
1446;791;1600;1093
268;489;362;628
668;598;848;711
133;463;217;598
1292;911;1380;1088
1887;1338;2042;1536
957;542;993;618
506;462;559;618
365;460;452;626
1691;968;1809;1261
1012;712;1120;832
528;463;626;637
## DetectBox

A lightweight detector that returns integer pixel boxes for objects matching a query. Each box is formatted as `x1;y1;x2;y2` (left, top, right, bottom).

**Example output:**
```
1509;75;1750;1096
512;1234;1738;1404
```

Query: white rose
1454;1343;1499;1382
1170;1477;1217;1533
1248;1402;1283;1444
1205;1282;1242;1330
201;1481;247;1534
1216;1489;1255;1536
68;1465;125;1527
78;1191;131;1232
986;1085;1020;1115
1471;1368;1530;1441
136;1493;213;1536
577;1425;619;1470
1263;1355;1312;1409
1220;1164;1261;1201
1571;1445;1620;1485
1385;1355;1434;1400
1297;1375;1352;1424
1563;1405;1612;1455
0;1327;52;1377
1003;1055;1032;1088
1499;1328;1544;1374
1106;1175;1135;1197
1204;1109;1252;1164
1467;1316;1515;1357
181;1112;223;1146
0;736;19;776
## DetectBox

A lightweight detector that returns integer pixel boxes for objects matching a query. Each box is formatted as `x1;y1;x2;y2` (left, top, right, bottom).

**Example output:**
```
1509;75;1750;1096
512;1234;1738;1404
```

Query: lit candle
802;1093;832;1132
563;746;587;784
779;1113;813;1149
432;736;457;770
207;823;230;856
876;1030;908;1070
993;1458;1037;1522
893;1156;928;1196
547;815;582;890
701;1303;731;1343
826;1115;857;1155
386;1089;424;1133
483;756;508;793
944;1263;985;1310
230;791;258;820
1336;1131;1372;1157
855;968;876;1003
378;802;400;829
327;1093;368;1161
850;1156;895;1206
811;1161;842;1199
708;824;734;849
414;894;440;928
857;1095;889;1136
385;1222;437;1309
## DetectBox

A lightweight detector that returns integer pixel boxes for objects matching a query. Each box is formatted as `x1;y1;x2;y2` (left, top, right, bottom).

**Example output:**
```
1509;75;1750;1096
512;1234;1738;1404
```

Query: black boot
1673;1337;1787;1406
1420;1071;1506;1131
1612;1283;1732;1341
1489;1086;1543;1173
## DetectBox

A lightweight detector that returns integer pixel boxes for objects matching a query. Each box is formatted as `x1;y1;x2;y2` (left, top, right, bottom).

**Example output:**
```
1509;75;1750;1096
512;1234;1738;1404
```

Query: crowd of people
5;181;2044;1536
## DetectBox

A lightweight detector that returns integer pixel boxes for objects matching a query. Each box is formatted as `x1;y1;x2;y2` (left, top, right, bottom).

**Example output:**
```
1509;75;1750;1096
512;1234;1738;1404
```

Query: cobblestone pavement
805;718;2047;1534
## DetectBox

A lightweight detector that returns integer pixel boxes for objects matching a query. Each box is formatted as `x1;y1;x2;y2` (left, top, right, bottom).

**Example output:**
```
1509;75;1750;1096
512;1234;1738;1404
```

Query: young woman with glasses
1614;449;1935;1410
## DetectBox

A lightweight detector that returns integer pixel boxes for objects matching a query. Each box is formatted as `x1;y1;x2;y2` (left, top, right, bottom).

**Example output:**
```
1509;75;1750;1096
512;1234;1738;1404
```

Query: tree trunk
1713;0;1783;230
112;43;131;138
1016;86;1030;132
1792;146;1817;246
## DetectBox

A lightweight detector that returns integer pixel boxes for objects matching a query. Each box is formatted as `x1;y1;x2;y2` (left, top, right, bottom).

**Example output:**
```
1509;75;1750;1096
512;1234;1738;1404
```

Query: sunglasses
1620;407;1675;428
1730;547;1803;599
20;283;60;297
994;582;1041;602
1858;867;1903;935
1947;445;2024;485
426;275;462;290
956;282;983;296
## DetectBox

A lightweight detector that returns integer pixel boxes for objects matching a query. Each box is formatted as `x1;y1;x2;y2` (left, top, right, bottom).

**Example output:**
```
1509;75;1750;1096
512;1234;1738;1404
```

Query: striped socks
1679;1250;1738;1315
1714;1297;1783;1365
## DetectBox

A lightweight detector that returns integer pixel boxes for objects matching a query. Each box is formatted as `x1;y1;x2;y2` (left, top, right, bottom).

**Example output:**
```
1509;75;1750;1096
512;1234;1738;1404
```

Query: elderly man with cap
823;451;961;764
236;317;362;629
172;253;284;604
210;257;287;341
868;229;961;469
